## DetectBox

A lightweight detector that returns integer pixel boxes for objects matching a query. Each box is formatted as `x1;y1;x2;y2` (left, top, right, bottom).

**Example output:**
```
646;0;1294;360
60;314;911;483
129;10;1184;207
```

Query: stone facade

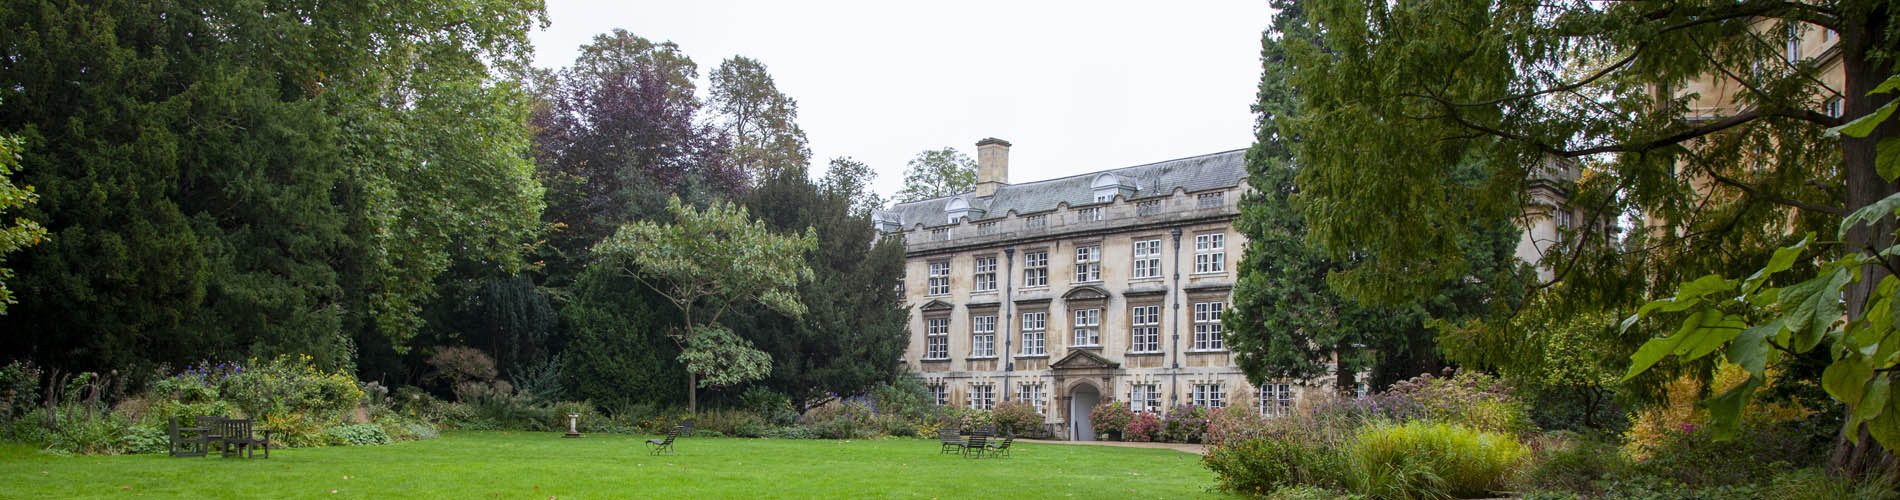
876;141;1281;440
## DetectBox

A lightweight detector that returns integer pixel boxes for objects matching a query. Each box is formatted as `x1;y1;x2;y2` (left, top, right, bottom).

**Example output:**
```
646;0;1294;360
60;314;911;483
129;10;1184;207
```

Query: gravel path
1018;438;1209;455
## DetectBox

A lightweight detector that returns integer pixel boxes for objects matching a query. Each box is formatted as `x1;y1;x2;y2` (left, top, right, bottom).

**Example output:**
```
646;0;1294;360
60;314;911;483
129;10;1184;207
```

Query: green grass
0;432;1230;499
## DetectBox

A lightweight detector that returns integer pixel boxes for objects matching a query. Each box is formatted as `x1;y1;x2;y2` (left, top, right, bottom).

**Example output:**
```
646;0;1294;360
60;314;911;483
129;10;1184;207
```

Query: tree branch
1705;170;1848;216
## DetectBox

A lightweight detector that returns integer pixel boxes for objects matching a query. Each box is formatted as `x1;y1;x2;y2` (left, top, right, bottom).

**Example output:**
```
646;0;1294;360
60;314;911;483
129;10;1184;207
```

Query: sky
528;1;1274;202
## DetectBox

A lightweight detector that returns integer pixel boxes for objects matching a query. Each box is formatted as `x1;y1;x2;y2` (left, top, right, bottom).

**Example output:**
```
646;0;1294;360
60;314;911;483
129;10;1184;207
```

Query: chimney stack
975;137;1010;198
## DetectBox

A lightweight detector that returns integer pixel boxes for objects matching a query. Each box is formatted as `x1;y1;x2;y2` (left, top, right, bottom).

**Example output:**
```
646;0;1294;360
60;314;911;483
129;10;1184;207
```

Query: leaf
1675;274;1738;303
1872;74;1900;96
1826;356;1875;407
1871;387;1900;451
1841;192;1900;240
1623;308;1715;381
1881;137;1900;183
1705;376;1762;440
1622;274;1737;333
1782;265;1852;351
1677;313;1747;361
1727;320;1783;377
1857;376;1893;423
1742;235;1810;295
1833;100;1899;138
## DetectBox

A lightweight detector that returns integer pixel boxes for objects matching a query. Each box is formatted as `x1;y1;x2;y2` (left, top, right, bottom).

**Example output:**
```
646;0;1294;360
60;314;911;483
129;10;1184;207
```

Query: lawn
0;432;1231;499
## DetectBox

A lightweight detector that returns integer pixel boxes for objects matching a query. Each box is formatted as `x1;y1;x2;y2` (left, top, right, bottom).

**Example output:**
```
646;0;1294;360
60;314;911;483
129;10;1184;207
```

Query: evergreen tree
737;162;908;409
0;0;547;371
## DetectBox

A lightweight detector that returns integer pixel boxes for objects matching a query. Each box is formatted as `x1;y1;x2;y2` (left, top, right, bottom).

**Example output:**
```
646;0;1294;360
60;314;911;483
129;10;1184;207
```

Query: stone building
875;139;1273;440
876;138;1586;440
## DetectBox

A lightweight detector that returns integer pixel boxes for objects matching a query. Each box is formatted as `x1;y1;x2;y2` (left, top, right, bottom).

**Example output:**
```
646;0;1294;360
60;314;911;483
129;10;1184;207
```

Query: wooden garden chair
938;428;966;454
963;434;989;458
986;435;1014;458
646;425;683;456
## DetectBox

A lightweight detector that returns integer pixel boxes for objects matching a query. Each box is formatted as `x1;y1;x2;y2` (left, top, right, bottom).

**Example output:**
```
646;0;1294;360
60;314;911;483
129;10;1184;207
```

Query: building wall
893;182;1302;438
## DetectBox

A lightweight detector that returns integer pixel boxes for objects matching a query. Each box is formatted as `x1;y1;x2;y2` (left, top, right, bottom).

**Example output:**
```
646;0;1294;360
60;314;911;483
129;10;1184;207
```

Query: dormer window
1090;173;1135;204
945;196;982;224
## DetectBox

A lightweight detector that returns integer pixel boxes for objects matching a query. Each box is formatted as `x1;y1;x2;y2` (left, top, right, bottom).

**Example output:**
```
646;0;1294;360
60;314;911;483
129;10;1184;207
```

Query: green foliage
1628;417;1829;490
219;356;362;426
0;126;47;315
0;360;40;425
323;423;393;446
1439;296;1628;431
591;195;816;410
739;386;796;427
708;56;811;181
45;411;136;455
1203;435;1343;494
1379;370;1532;435
737;165;907;411
894;147;976;202
561;267;687;408
678;325;772;388
0;0;548;371
1345;421;1528;500
1516;436;1629;497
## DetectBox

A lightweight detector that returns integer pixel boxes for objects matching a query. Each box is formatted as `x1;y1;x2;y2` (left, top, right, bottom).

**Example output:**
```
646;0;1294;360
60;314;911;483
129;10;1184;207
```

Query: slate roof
879;149;1247;229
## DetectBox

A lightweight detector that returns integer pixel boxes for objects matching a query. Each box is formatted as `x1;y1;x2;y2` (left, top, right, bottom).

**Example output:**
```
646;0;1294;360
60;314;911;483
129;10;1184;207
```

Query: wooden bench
167;417;210;457
188;418;271;460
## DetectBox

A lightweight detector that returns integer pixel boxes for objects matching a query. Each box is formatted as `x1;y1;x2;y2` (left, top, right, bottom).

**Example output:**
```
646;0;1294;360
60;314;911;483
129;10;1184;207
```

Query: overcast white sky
529;1;1273;202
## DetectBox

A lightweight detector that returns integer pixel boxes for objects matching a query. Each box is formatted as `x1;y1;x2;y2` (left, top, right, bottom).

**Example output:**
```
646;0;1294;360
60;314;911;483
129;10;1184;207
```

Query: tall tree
821;157;886;215
1228;0;1526;394
532;31;742;289
894;147;977;202
0;124;45;315
736;162;907;409
0;0;547;371
709;56;812;182
1280;0;1893;470
590;195;815;412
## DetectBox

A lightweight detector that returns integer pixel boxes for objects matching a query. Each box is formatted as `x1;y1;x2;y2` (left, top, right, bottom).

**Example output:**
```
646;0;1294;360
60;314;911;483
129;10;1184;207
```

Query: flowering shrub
1161;404;1210;443
1375;369;1531;435
1091;402;1133;440
1124;412;1163;442
991;401;1042;436
221;355;362;422
1205;406;1269;446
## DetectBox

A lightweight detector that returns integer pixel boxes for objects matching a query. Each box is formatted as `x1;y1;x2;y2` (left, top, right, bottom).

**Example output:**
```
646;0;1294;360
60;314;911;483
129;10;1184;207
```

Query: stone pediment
919;299;956;313
1062;285;1111;302
1051;348;1120;370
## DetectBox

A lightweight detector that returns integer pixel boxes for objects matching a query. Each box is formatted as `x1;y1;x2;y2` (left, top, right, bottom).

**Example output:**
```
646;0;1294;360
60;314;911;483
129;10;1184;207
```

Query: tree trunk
1833;3;1899;475
1333;340;1355;397
688;371;697;414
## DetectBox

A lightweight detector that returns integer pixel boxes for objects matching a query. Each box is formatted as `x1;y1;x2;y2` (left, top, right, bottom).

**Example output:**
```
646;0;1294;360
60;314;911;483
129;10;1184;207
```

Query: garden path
1018;438;1208;455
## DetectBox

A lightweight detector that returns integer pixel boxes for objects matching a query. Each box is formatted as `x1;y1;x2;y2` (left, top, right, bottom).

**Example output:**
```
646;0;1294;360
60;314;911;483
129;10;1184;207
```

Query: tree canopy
709;56;812;183
1278;0;1897;468
590;195;816;412
895;147;977;202
0;125;45;315
0;0;548;371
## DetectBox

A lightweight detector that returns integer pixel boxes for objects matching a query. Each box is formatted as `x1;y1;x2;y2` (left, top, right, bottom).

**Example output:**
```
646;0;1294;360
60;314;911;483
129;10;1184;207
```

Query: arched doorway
1069;384;1100;441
